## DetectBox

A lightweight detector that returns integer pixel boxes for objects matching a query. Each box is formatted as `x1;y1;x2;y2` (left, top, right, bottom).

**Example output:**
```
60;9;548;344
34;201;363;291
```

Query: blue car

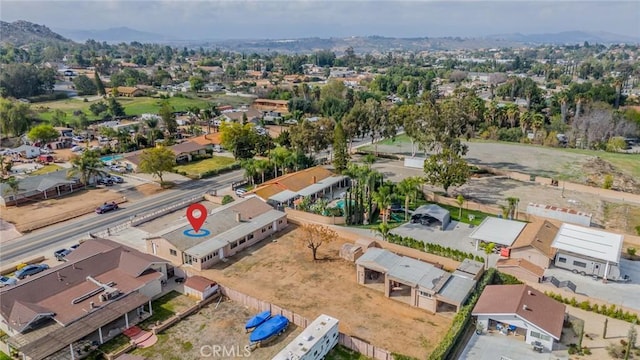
0;276;17;287
15;264;50;280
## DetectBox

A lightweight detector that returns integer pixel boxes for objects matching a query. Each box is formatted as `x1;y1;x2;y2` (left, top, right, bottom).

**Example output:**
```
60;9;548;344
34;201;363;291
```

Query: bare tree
300;224;337;261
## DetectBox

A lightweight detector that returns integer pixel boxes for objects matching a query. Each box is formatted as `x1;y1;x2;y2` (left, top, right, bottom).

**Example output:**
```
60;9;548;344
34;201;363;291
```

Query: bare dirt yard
131;298;303;360
200;226;452;359
0;188;126;232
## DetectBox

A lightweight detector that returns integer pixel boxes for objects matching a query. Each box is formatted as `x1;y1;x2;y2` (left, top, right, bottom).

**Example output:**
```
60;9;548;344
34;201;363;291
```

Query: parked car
174;277;185;283
15;264;50;279
108;175;124;183
54;248;72;261
96;202;119;214
0;276;17;287
235;188;247;197
98;178;114;186
72;136;85;142
71;146;84;152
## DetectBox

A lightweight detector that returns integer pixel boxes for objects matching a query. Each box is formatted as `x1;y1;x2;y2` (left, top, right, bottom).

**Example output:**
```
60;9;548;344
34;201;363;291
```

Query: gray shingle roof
438;274;476;305
0;171;79;197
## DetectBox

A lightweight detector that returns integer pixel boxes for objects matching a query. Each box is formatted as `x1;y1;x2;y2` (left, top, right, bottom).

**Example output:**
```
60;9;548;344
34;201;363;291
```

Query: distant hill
55;26;175;43
485;31;640;45
0;20;74;46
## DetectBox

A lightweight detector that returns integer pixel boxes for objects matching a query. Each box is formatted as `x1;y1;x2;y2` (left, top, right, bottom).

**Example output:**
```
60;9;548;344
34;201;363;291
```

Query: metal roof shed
551;223;623;264
469;217;527;250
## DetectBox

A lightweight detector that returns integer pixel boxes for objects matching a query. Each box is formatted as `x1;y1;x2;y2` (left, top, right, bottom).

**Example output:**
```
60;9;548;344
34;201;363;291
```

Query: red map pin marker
186;203;207;233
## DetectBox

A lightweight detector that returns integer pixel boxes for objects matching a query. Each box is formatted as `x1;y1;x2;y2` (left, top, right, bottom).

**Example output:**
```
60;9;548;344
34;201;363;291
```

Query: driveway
543;258;640;311
459;332;567;360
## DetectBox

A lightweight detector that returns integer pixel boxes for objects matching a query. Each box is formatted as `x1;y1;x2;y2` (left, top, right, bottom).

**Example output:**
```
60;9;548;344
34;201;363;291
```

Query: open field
202;226;452;359
32;93;255;122
173;156;238;177
33;96;210;121
367;137;640;188
130;297;303;360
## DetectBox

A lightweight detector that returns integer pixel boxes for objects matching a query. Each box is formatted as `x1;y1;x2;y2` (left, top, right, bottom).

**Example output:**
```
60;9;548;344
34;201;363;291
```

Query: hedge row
545;291;640;324
427;268;497;360
387;233;485;263
174;163;241;179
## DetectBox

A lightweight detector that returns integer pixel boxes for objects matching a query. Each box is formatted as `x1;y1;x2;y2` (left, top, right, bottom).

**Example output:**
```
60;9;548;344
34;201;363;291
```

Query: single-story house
508;220;559;270
0;171;82;207
220;109;262;124
470;217;527;251
1;238;170;360
189;133;221;149
184;276;219;301
251;99;289;114
356;248;476;313
146;197;287;271
10;145;41;159
496;258;546;283
472;284;566;351
107;87;145;97
250;166;350;207
170;141;208;162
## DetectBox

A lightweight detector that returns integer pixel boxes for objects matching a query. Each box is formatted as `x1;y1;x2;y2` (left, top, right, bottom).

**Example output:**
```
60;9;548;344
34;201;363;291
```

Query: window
419;291;432;298
573;260;587;268
268;225;273;230
279;220;283;224
170;249;177;256
531;331;551;341
239;238;246;245
230;242;238;249
558;257;567;263
261;228;266;233
213;251;218;257
248;234;254;240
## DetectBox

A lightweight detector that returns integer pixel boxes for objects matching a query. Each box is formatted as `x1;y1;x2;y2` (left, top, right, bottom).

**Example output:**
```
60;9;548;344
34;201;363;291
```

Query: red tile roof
472;284;566;339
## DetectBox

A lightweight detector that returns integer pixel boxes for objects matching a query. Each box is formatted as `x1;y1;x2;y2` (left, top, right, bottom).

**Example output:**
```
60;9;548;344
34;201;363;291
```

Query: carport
470;217;527;251
411;204;450;230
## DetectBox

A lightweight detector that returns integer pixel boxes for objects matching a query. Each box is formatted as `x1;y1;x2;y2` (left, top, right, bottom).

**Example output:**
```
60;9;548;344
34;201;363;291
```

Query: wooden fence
220;285;394;360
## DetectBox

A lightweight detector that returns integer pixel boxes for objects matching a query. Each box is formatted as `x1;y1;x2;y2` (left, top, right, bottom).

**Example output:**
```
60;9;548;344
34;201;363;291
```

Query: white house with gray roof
145;197;287;271
356;248;476;313
0;171;82;206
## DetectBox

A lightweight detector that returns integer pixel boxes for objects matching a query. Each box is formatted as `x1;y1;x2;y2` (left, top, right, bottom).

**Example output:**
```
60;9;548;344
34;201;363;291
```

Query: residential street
0;170;244;265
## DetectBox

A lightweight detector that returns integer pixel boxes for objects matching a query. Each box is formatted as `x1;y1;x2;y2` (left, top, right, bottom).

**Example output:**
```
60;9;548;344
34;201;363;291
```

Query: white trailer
272;314;339;360
554;251;623;281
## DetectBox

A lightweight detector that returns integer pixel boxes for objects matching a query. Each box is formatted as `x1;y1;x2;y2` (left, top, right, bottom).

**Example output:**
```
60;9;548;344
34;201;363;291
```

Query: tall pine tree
94;71;106;96
332;121;349;174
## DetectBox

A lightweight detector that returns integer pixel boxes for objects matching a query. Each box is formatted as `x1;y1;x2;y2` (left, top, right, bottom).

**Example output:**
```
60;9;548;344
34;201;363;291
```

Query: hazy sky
2;1;639;39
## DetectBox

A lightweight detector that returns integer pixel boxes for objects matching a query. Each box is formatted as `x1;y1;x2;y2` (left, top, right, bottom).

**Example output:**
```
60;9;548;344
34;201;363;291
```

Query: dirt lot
0;188;126;232
131;298;303;360
200;226;452;359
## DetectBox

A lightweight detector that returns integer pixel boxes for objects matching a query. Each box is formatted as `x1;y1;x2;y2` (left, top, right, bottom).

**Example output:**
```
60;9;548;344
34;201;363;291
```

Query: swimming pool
101;155;123;163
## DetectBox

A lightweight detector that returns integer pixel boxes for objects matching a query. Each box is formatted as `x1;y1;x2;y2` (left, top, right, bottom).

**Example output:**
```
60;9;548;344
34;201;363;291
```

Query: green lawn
412;200;490;226
29;164;64;176
374;133;412;146
173;156;238;176
138;291;188;330
33;96;212;122
326;345;372;360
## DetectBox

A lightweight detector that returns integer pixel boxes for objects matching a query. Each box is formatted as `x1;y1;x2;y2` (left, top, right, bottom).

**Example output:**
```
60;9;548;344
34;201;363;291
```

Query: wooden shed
340;243;363;262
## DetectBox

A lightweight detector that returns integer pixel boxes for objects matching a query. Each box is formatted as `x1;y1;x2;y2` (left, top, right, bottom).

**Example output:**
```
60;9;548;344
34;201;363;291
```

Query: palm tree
372;185;393;224
505;103;519;129
397;178;414;221
519;111;532;136
67;150;106;186
531;113;545;142
269;146;290;177
3;176;22;206
456;194;465;219
374;223;390;242
254;159;270;184
506;196;519;219
146;118;159;147
241;159;257;185
558;93;569;124
186;106;201;125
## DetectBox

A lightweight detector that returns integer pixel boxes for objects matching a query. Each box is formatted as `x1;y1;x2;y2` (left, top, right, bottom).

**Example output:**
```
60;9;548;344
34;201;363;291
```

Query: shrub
582;347;592;355
221;195;234;205
603;174;614;189
568;345;578;355
628;247;637;257
636;225;640;236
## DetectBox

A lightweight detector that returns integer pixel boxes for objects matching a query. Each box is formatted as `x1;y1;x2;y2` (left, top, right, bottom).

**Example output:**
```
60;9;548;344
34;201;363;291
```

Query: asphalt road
0;170;244;265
